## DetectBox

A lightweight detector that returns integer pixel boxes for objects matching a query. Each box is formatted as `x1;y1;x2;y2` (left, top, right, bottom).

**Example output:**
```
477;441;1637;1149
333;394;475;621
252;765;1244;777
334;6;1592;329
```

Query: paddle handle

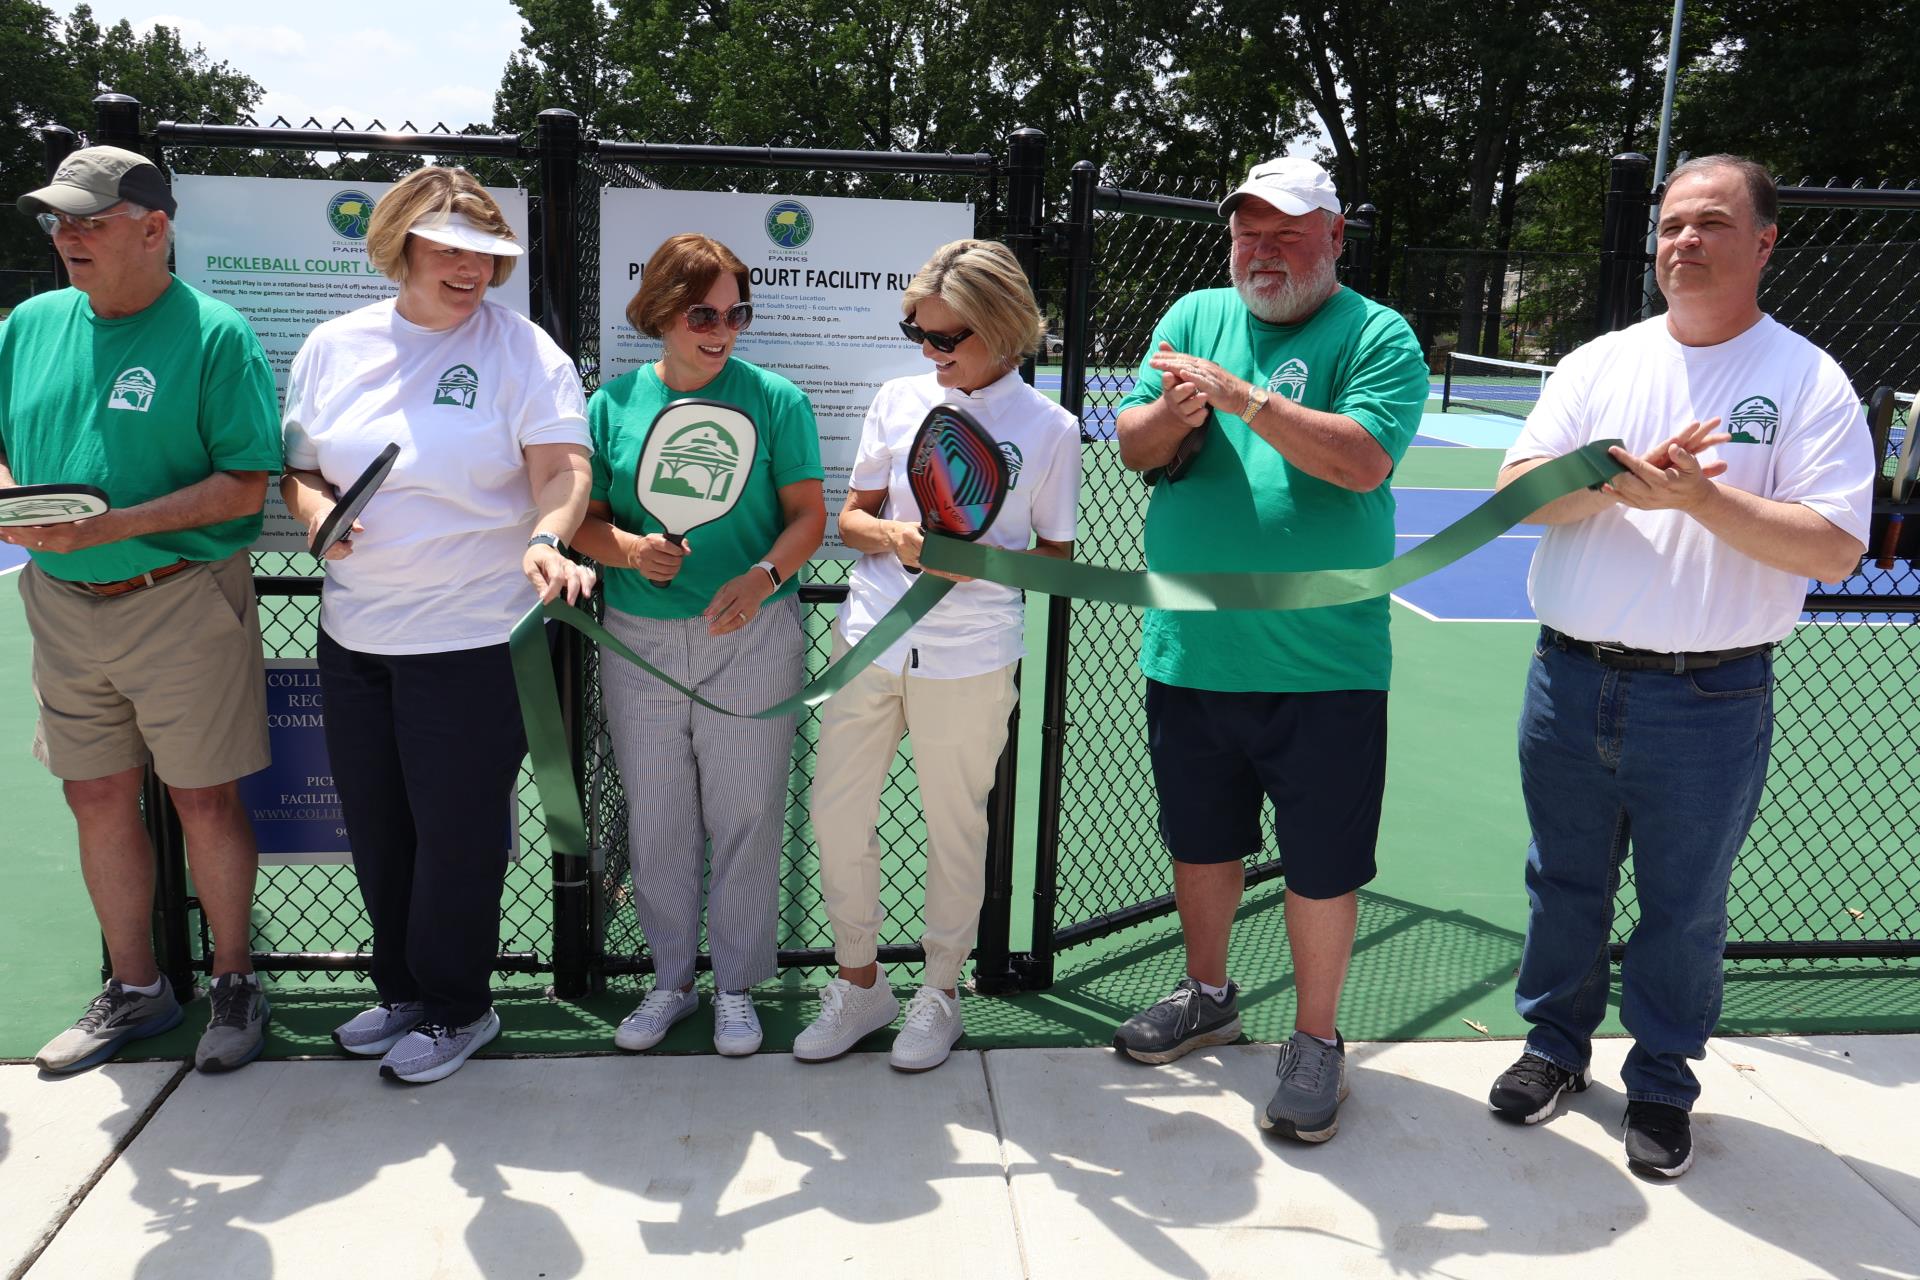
904;521;926;575
647;532;687;588
1875;514;1904;570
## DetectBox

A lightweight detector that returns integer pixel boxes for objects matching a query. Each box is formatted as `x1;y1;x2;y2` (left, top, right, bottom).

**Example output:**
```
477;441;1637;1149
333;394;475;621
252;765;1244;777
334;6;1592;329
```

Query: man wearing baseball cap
0;146;282;1074
1111;156;1426;1142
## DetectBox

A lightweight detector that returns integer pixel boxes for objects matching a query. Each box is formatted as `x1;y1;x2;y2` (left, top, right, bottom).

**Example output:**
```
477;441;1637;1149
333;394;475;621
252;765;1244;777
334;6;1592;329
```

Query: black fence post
533;107;594;999
1594;152;1651;335
974;126;1046;995
42;126;79;289
92;92;143;151
1347;202;1377;298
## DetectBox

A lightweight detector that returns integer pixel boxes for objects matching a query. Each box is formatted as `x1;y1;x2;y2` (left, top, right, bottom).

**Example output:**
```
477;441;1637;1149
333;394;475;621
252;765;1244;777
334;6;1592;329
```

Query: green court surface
3;440;1917;1064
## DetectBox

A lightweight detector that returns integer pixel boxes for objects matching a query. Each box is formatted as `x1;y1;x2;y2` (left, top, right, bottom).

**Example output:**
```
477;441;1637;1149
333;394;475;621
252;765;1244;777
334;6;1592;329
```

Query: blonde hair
366;166;518;287
901;239;1044;367
625;233;751;337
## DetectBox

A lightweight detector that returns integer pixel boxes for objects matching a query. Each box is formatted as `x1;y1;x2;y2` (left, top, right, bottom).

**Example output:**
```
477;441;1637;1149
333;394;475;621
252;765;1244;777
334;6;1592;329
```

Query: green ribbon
918;441;1621;608
512;441;1619;857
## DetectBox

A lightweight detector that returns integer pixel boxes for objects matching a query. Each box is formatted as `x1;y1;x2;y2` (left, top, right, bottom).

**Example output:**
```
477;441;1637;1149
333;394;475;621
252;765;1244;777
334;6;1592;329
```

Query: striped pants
600;596;804;991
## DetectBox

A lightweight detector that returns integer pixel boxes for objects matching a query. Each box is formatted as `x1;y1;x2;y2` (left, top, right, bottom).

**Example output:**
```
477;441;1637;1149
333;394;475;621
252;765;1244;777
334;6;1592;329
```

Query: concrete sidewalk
4;1035;1917;1279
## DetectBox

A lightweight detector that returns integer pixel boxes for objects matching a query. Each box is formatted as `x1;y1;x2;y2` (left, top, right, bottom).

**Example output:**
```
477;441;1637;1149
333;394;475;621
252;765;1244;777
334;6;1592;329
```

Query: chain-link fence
1399;247;1599;368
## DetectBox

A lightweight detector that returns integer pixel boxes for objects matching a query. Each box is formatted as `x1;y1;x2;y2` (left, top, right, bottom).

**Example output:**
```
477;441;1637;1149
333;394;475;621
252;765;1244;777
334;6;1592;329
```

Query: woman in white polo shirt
797;239;1082;1072
280;166;595;1085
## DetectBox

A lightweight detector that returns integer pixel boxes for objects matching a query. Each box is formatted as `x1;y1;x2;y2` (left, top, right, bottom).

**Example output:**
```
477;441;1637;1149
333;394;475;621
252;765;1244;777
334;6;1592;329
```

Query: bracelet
755;558;782;588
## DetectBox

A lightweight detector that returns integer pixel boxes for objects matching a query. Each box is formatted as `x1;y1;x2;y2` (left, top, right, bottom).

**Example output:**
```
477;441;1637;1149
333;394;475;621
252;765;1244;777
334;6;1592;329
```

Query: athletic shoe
1488;1052;1592;1124
1112;978;1242;1065
713;989;763;1057
194;972;270;1073
34;979;184;1074
793;972;901;1062
378;1009;502;1084
890;987;963;1073
332;1000;428;1057
1259;1030;1350;1143
613;986;700;1052
1623;1101;1694;1177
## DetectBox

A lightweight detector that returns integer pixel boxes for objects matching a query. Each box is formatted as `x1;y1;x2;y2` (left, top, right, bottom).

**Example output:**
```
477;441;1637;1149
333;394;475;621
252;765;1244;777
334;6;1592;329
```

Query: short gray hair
1666;155;1778;230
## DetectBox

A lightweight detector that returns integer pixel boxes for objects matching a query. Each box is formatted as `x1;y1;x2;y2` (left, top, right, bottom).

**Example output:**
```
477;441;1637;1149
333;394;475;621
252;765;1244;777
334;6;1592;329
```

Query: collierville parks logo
764;199;814;249
650;420;743;502
1267;357;1309;401
327;189;376;239
433;364;479;409
108;366;156;412
1726;394;1780;444
998;440;1025;490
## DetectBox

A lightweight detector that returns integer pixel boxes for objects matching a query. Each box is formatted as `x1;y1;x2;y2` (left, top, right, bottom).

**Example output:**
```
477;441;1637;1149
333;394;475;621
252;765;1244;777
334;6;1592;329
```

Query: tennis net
1442;352;1557;419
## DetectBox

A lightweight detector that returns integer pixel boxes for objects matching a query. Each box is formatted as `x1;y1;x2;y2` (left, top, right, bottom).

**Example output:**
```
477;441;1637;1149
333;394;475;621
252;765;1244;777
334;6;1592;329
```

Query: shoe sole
1113;1016;1243;1066
890;1028;963;1074
1488;1067;1594;1125
613;1001;699;1053
1258;1081;1352;1143
36;1004;186;1075
1628;1148;1694;1178
380;1014;502;1084
197;1006;273;1074
333;1027;417;1057
794;1002;903;1064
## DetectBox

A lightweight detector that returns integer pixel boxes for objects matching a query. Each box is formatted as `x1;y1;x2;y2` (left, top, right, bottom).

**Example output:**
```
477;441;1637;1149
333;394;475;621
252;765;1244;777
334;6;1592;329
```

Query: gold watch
1238;385;1270;425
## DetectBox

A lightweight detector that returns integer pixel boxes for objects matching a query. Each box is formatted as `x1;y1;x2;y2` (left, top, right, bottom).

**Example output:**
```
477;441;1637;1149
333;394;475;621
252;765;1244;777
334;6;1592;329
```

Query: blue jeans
1513;628;1774;1109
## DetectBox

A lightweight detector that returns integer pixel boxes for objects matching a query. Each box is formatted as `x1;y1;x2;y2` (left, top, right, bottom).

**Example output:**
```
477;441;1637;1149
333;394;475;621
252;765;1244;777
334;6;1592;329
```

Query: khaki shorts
21;552;270;787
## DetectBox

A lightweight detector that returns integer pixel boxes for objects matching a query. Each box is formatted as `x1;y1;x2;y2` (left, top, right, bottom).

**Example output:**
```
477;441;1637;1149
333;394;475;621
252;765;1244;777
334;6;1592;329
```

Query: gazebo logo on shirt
108;367;156;412
1726;395;1779;444
434;364;480;409
1267;358;1310;401
997;440;1024;490
649;420;743;503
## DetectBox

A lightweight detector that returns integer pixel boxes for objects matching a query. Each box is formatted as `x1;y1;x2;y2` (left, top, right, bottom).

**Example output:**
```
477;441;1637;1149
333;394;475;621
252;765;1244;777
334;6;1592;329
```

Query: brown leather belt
1544;627;1772;674
76;559;193;597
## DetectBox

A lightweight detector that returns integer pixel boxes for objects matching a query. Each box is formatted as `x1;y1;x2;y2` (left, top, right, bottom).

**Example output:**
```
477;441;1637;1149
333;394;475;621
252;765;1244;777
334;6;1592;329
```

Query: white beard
1232;252;1338;324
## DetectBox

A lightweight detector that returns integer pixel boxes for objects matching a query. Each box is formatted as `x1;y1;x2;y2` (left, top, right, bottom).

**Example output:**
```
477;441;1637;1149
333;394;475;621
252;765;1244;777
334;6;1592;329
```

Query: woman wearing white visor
280;166;595;1084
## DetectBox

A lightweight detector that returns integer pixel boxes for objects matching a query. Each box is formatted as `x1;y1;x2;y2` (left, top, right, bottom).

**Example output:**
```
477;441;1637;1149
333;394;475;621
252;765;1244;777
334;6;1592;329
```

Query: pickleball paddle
310;442;401;556
635;399;759;587
902;402;1010;575
0;484;110;527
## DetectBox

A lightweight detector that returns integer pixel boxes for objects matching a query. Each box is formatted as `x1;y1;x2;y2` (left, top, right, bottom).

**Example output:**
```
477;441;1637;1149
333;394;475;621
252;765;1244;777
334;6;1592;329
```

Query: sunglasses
899;316;975;354
36;208;147;236
684;302;753;334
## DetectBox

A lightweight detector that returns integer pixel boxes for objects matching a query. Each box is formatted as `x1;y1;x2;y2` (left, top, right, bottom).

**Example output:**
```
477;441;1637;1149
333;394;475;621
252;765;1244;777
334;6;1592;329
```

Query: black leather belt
1544;627;1773;674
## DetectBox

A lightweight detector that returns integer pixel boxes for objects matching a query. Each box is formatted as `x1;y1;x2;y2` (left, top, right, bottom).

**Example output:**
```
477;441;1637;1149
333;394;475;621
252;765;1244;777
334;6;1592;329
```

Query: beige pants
809;633;1018;990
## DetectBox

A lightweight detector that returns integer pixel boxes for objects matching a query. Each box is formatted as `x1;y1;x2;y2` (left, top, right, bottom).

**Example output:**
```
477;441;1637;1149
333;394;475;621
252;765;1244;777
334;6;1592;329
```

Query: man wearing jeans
1488;155;1873;1176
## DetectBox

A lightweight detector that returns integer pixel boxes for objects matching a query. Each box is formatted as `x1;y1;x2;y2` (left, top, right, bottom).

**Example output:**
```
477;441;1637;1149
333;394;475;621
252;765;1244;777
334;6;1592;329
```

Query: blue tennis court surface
0;544;25;576
1392;487;1536;621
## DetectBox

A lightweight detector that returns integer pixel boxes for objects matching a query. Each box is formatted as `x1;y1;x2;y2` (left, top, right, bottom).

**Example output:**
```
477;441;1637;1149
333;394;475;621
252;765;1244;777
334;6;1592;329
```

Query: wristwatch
527;532;566;553
755;559;782;588
1238;386;1270;426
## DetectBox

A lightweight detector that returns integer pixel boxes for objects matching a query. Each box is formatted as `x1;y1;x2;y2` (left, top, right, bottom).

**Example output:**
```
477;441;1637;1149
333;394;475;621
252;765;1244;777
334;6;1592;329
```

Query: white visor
407;210;524;257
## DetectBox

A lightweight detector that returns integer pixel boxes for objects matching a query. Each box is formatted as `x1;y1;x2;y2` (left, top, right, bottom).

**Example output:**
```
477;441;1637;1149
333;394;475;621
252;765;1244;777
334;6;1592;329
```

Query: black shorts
1145;679;1387;898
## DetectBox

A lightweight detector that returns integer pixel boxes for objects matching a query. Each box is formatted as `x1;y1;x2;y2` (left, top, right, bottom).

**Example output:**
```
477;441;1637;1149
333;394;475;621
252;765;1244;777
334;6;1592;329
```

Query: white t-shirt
836;370;1082;678
283;298;592;654
1505;314;1872;651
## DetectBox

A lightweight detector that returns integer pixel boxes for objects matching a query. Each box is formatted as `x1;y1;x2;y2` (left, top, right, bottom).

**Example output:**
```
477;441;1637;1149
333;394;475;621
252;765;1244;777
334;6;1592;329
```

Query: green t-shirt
0;278;282;582
589;358;824;619
1117;287;1427;692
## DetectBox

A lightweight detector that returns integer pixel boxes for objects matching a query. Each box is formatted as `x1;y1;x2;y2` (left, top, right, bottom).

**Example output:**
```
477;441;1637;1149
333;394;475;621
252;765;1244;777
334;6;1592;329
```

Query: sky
73;1;528;131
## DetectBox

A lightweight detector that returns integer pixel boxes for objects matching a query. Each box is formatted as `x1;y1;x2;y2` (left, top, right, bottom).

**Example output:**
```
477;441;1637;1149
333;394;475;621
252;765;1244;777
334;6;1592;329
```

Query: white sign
172;174;532;552
597;188;974;555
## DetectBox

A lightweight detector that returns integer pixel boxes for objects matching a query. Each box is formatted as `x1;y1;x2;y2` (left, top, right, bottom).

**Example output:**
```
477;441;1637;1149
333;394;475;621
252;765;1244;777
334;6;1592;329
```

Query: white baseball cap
1219;157;1342;219
407;210;524;257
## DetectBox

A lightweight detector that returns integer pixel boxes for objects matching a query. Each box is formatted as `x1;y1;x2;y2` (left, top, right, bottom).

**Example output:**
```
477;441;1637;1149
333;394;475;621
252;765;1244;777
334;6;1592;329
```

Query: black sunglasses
899;315;975;354
686;302;753;334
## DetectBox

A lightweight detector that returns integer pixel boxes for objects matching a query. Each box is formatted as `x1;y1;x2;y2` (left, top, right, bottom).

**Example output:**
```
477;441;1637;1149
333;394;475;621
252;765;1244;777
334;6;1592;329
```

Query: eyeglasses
684;302;753;334
899;316;975;354
35;208;146;236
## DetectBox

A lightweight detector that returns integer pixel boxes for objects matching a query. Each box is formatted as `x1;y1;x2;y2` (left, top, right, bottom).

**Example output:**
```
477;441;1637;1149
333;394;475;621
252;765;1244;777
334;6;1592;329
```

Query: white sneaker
793;973;901;1063
613;986;699;1052
712;989;762;1057
889;987;962;1073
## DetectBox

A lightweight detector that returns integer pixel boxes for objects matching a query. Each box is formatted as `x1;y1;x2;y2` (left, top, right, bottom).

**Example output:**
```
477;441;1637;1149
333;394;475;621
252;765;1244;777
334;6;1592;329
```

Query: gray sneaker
194;972;270;1073
332;1000;428;1056
35;979;184;1074
378;1009;502;1084
1112;978;1242;1064
1260;1030;1350;1143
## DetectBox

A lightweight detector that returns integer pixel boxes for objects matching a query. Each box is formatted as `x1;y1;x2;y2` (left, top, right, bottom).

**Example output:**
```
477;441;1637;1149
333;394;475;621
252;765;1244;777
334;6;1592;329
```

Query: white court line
1;564;23;579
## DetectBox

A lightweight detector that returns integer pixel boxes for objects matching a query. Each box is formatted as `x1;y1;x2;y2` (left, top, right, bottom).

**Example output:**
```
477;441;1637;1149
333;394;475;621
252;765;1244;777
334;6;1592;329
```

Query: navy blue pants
317;630;526;1027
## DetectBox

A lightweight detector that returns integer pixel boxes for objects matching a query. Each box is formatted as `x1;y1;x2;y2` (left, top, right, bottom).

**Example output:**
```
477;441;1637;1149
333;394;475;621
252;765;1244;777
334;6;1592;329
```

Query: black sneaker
1623;1101;1693;1177
1488;1052;1592;1124
1112;978;1241;1065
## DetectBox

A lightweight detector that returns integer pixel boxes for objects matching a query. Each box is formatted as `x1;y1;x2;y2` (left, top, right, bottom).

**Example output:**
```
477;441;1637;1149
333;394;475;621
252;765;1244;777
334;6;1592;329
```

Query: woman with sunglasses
797;239;1081;1072
571;233;826;1056
280;166;596;1084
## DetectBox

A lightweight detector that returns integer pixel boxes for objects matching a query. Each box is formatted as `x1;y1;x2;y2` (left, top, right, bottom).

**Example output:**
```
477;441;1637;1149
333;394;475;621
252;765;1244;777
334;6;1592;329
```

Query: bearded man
1110;156;1428;1142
